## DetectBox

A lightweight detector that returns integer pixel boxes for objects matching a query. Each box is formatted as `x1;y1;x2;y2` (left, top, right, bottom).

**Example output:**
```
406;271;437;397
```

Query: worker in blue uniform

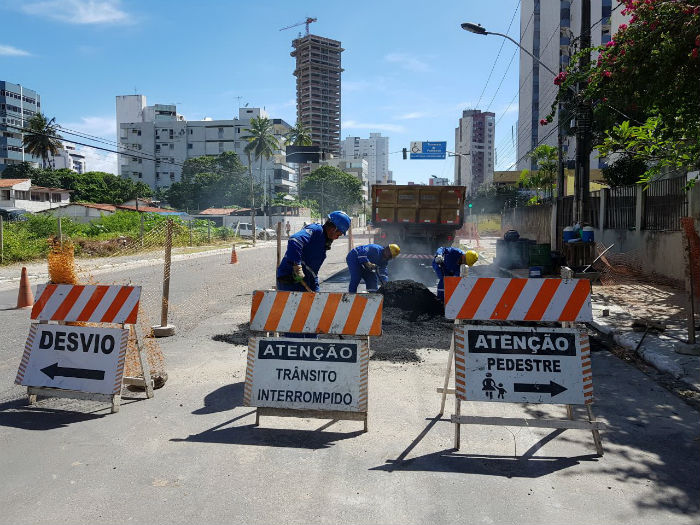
276;211;351;292
433;247;479;302
346;244;400;293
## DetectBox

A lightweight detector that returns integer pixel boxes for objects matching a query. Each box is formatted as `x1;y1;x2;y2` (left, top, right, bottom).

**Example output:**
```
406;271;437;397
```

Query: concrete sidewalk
590;283;700;391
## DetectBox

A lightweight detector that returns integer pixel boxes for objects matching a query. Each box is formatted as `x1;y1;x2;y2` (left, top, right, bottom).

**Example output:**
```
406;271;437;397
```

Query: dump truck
370;184;467;283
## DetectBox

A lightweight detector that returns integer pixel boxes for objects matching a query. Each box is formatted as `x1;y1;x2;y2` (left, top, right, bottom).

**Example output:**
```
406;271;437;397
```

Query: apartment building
454;109;495;195
340;132;390;188
0;81;41;171
291;34;343;156
116;95;295;197
516;0;627;171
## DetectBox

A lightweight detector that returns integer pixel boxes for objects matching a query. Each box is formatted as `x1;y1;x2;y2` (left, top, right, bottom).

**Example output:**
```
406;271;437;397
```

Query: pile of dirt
379;280;444;319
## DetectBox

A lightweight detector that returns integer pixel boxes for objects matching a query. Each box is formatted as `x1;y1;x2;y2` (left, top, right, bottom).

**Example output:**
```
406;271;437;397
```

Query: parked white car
235;223;276;239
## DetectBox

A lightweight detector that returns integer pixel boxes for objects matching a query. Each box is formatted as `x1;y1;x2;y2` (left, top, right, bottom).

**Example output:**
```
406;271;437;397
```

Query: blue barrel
581;226;594;242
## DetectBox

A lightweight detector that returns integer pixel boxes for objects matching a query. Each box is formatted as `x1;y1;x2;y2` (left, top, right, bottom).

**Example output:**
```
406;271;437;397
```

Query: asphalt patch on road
213;323;252;346
370;307;454;363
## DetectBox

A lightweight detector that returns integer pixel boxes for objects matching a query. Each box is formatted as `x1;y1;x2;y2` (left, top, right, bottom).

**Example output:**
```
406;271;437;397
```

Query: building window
51;193;62;203
155;172;161;180
169;144;174;150
15;190;29;200
189;129;193;135
1;189;10;200
170;172;175;181
188;143;193;149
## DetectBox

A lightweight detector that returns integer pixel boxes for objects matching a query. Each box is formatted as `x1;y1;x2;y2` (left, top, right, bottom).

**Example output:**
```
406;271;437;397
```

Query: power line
474;0;522;109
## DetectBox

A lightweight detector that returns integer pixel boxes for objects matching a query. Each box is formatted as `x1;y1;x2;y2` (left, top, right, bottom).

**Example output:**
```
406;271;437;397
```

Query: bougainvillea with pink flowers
543;0;700;183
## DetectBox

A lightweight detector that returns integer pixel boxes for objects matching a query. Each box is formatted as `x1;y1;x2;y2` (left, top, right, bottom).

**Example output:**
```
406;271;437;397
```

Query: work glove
292;264;305;282
363;262;377;271
434;255;444;265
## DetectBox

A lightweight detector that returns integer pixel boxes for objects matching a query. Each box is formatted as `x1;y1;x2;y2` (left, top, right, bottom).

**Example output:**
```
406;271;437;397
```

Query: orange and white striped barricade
439;276;604;455
245;290;382;431
15;284;153;413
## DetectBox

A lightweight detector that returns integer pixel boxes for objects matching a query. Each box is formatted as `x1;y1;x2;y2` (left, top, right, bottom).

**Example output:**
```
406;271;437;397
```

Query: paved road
0;238;698;524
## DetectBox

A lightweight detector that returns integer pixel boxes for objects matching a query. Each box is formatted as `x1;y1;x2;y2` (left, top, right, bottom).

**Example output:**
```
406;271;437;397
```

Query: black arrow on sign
40;363;105;381
514;381;567;397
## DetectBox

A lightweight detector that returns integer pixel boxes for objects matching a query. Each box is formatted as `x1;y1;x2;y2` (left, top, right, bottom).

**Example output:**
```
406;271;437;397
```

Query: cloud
0;44;31;56
384;53;431;73
395;111;428;120
342;120;405;133
80;147;118;174
60;115;116;139
20;0;132;25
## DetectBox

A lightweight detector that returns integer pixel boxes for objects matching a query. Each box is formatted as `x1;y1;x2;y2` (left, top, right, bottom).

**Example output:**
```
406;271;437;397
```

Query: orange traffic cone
230;244;238;264
16;267;34;309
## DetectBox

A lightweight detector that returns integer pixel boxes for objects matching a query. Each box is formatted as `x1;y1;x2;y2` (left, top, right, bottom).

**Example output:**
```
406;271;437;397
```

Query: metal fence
643;176;688;231
605;185;637;229
588;190;600;228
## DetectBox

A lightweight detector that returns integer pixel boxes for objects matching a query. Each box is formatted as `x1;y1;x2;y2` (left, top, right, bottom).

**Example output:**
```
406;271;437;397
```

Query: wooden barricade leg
587;405;604;456
135;325;154;399
453;397;462;450
566;404;574;420
27;390;37;405
438;330;455;415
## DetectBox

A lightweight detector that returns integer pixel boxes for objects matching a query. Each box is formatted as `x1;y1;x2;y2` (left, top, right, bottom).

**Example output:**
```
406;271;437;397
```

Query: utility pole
574;0;592;224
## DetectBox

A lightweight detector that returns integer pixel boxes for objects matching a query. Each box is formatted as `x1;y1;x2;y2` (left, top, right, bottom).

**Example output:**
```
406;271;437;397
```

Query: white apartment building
340;132;390;187
116;95;295;198
454;110;495;196
49;142;86;173
516;0;627;171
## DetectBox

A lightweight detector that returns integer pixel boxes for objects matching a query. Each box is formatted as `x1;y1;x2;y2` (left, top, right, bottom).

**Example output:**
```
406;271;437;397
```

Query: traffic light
468;203;473;209
402;148;407;160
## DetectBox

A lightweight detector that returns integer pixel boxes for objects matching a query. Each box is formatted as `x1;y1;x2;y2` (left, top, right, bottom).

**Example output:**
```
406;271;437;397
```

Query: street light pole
461;20;578;239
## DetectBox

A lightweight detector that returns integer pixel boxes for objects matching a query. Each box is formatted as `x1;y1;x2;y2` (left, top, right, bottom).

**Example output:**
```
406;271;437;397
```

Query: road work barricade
245;290;382;431
438;276;605;456
15;284;154;413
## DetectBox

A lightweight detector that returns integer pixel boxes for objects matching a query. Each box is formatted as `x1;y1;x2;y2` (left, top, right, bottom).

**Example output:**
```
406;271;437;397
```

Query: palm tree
284;121;312;147
243;116;280;245
22;113;63;169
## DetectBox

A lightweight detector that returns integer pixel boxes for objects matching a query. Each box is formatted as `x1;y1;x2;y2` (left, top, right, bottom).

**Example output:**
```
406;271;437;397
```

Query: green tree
1;161;41;179
529;144;557;199
284;121;312;146
243;117;280;245
300;166;362;217
545;1;700;183
164;152;259;211
22;113;63;168
601;154;648;187
26;169;152;204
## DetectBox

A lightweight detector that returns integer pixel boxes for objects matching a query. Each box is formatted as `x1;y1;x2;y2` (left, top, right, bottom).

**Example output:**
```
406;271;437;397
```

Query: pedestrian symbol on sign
482;372;497;399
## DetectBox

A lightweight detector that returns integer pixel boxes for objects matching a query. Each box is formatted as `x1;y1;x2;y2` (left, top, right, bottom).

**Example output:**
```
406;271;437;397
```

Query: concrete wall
501;204;552;244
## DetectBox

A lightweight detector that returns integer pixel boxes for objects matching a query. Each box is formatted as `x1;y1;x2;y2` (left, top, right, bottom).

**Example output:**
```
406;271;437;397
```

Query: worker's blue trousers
347;260;379;293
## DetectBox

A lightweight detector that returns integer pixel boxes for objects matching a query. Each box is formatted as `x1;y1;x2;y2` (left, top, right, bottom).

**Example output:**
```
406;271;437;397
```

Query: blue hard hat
327;211;351;234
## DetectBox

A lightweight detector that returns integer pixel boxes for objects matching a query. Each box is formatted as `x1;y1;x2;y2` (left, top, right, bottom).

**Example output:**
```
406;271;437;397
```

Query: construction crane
279;17;317;36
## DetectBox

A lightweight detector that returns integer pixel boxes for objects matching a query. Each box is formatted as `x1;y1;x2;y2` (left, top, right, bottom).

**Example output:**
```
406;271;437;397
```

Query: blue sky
0;0;522;183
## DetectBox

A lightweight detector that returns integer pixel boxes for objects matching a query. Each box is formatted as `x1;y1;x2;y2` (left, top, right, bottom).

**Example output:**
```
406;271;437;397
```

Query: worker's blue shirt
346;244;389;293
277;223;329;288
347;244;389;280
434;247;464;277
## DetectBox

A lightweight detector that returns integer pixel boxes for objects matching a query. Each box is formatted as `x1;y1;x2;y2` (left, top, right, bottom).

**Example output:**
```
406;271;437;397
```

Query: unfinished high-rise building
291;34;344;156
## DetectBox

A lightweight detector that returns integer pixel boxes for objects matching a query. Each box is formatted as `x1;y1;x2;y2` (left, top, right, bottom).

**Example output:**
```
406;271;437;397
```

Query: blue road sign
410;141;447;160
